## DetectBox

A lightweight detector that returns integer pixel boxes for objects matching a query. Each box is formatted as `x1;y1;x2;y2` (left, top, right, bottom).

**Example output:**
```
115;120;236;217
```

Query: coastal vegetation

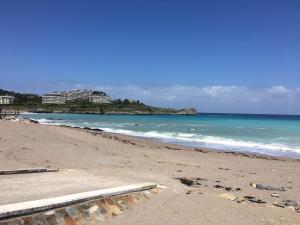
0;89;197;115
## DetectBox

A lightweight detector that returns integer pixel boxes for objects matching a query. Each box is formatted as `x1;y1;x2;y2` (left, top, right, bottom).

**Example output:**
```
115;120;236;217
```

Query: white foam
24;118;300;157
20;112;37;115
34;119;52;124
99;128;300;155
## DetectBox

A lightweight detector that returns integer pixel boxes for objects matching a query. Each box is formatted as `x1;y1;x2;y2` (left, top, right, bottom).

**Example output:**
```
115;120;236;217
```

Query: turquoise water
22;113;300;157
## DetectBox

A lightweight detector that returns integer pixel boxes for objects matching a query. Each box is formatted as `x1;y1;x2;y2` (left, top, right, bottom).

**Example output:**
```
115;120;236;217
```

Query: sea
22;113;300;158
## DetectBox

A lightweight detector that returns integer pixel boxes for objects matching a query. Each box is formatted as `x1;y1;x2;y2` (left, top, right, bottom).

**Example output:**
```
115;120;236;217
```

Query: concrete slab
0;168;59;175
0;183;157;220
0;169;132;205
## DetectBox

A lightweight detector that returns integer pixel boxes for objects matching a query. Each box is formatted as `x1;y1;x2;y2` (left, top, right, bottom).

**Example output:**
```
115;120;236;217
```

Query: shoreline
24;117;300;161
78;129;300;163
26;111;199;115
1;119;300;224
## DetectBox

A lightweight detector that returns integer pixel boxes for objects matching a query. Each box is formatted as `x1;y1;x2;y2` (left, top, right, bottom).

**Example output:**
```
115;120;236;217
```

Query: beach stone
32;214;48;225
271;193;280;198
273;202;286;208
273;199;299;210
6;219;22;225
250;182;285;191
116;200;128;210
44;213;59;225
219;193;237;201
286;206;296;211
22;217;34;225
88;205;99;214
282;200;298;207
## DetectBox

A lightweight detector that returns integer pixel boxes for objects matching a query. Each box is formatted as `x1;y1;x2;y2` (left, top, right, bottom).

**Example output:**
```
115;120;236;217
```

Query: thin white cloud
94;84;298;102
201;86;248;98
266;85;290;94
266;85;292;99
69;84;300;114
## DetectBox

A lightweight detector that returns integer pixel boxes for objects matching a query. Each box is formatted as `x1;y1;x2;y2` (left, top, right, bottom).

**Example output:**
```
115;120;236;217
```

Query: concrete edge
0;168;59;175
0;183;157;220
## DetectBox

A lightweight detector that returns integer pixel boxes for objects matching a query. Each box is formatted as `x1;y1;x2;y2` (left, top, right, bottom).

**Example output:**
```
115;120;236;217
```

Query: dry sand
0;120;300;225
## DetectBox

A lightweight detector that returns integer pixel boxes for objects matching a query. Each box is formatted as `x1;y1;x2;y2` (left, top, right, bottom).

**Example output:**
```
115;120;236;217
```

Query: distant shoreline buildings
0;95;15;105
42;89;111;104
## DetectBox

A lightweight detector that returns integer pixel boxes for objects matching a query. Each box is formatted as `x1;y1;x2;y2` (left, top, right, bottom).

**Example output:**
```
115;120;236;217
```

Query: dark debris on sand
175;177;207;187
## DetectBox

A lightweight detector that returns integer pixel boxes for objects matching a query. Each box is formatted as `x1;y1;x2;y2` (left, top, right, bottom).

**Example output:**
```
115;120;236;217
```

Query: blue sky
0;0;299;114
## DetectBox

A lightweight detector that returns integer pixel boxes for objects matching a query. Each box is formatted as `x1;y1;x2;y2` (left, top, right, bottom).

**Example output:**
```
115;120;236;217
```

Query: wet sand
0;120;299;224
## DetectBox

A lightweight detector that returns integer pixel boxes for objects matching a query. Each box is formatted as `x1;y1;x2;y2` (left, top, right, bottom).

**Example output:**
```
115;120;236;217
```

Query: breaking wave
98;128;300;156
25;116;300;158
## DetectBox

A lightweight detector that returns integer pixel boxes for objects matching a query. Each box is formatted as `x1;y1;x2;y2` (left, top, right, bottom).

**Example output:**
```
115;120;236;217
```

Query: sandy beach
0;120;300;225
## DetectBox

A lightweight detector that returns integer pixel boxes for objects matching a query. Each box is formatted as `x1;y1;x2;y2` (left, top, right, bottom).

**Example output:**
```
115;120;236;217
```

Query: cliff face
176;108;198;115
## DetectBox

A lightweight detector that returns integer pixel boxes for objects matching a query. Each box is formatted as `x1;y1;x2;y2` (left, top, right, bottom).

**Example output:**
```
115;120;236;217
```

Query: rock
83;127;103;132
282;200;298;207
219;193;237;201
250;182;285;191
273;202;286;208
176;108;198;115
273;200;299;210
286;206;296;211
28;119;39;124
271;193;280;198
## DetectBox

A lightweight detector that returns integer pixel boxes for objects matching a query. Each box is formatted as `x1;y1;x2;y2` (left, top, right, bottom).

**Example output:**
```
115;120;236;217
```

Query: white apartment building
0;96;15;105
42;90;111;104
42;92;67;104
89;94;111;103
66;89;90;101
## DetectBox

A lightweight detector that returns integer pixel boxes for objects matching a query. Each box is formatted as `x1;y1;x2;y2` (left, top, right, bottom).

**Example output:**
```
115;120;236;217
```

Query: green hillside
0;89;197;115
